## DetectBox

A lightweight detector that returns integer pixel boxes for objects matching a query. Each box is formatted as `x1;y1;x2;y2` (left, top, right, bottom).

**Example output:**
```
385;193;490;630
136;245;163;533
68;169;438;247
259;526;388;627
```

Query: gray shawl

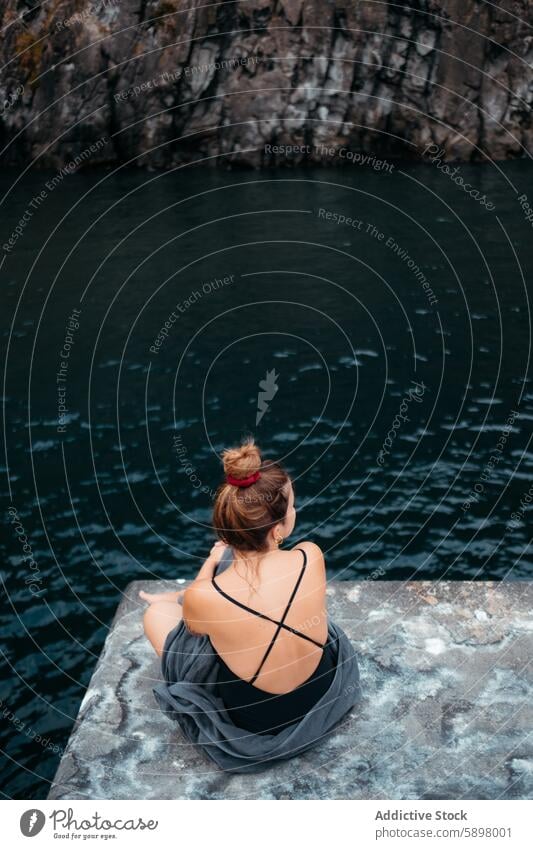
153;617;361;773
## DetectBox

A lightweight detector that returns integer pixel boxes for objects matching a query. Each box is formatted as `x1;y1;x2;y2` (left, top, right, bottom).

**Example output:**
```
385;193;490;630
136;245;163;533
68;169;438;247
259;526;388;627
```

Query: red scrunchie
226;471;261;488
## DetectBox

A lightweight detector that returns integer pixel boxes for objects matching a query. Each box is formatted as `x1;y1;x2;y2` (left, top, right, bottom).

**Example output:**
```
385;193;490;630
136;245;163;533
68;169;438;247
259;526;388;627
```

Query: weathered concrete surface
48;580;533;800
1;1;532;168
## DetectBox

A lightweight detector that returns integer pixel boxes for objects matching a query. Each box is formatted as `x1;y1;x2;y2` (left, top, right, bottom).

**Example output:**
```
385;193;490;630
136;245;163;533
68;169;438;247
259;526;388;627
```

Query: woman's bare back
186;542;328;694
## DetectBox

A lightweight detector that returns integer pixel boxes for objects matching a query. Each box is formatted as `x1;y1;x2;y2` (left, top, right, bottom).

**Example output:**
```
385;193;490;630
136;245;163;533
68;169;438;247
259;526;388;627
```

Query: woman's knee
143;601;161;623
143;601;173;632
142;601;182;654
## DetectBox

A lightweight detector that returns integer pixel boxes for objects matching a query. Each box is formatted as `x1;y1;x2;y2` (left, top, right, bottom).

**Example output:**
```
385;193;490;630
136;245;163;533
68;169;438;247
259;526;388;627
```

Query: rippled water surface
1;162;532;796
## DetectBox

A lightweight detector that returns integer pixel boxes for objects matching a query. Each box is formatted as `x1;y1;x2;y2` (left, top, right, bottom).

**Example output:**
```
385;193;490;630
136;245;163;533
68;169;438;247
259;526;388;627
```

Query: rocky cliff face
1;0;532;169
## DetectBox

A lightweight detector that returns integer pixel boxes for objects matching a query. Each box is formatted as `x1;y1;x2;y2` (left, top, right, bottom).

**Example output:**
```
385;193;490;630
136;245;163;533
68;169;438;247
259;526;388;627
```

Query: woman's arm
180;541;228;634
191;541;228;584
138;541;229;605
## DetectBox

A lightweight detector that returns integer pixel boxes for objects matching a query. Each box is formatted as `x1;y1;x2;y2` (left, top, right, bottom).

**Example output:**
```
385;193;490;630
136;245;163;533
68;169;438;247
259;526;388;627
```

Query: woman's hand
207;540;229;564
190;540;230;583
138;589;185;605
139;543;228;605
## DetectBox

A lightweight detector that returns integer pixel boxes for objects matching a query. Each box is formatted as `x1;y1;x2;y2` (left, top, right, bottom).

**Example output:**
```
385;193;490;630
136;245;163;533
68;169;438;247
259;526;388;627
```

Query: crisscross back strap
211;548;324;684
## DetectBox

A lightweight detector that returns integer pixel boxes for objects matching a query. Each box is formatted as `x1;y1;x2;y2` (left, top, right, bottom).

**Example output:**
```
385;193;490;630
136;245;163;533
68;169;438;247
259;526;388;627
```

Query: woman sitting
140;438;361;772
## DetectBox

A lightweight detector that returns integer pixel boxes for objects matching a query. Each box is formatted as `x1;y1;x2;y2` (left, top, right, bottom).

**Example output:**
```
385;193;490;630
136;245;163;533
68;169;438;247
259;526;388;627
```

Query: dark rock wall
1;0;531;168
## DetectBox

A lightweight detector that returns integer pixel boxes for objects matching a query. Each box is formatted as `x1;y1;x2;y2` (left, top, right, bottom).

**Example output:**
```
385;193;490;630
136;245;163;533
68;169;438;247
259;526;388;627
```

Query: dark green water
1;162;532;796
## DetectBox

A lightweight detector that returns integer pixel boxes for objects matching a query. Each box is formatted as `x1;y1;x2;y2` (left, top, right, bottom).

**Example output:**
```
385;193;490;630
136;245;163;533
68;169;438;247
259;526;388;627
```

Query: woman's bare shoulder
183;577;219;608
292;540;324;558
291;541;325;572
182;578;221;633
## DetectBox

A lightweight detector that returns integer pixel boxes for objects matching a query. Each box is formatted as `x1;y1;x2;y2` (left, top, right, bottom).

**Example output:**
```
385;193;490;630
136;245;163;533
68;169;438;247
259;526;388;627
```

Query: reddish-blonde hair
213;439;290;552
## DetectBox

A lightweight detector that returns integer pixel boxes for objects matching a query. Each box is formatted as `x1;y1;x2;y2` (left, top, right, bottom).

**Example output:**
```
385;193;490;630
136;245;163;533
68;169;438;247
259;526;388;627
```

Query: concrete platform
48;581;533;800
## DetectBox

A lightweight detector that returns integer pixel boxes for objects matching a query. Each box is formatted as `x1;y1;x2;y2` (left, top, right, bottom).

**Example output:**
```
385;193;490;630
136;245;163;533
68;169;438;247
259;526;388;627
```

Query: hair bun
222;438;262;480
